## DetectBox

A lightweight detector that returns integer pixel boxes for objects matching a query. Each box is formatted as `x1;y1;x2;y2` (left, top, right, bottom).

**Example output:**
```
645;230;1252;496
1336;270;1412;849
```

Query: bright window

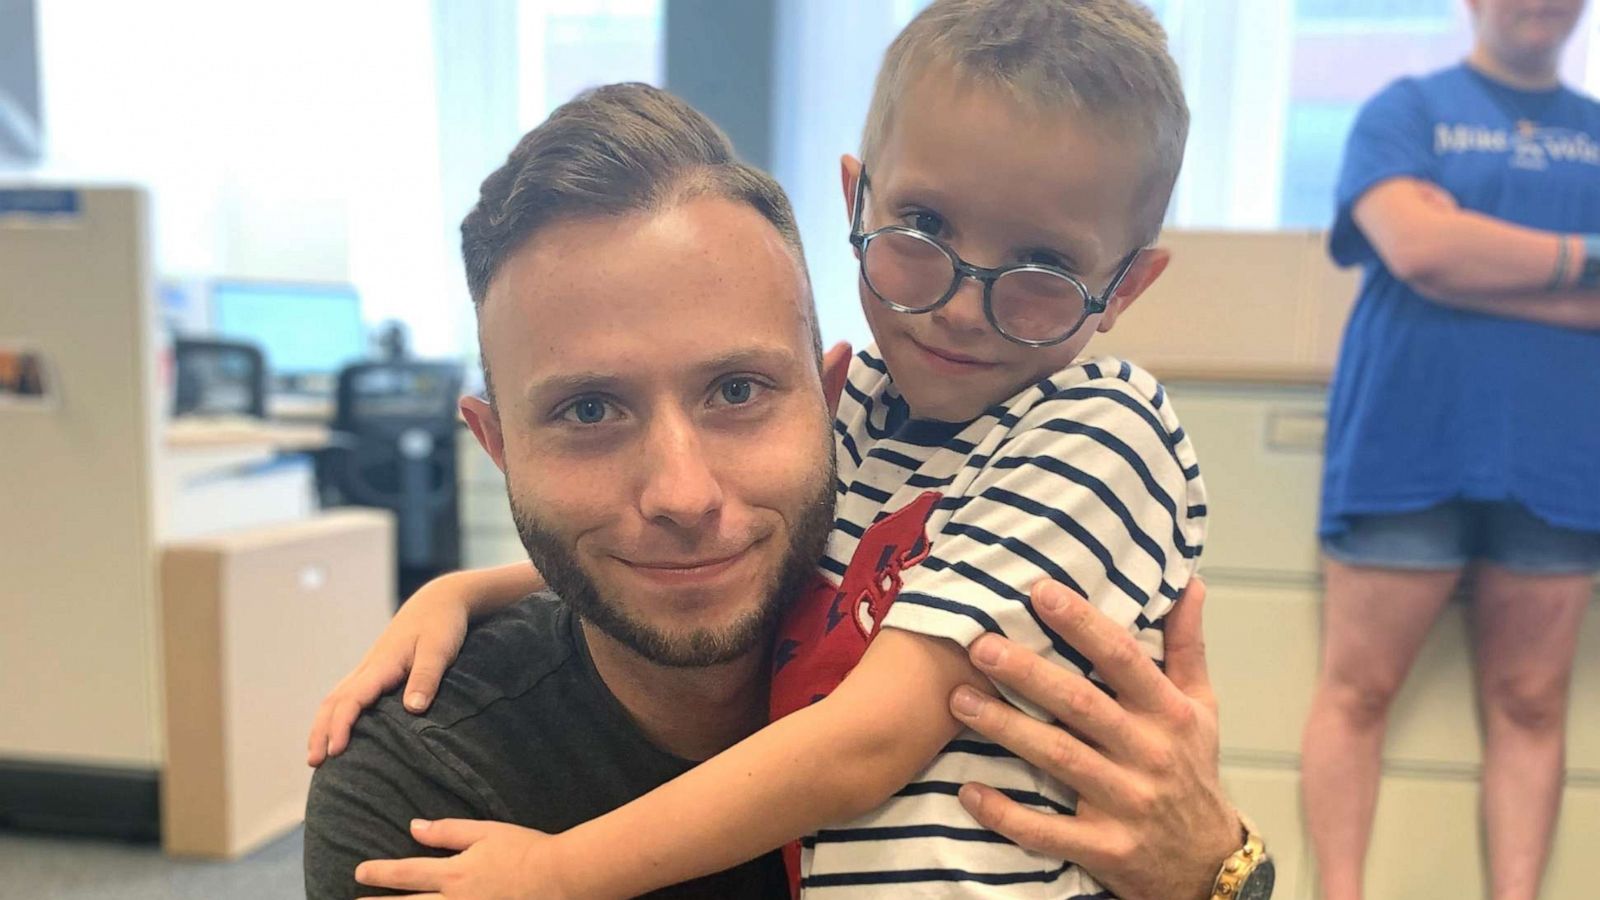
25;0;663;362
772;0;1600;346
1163;0;1598;229
517;0;663;128
1295;0;1454;26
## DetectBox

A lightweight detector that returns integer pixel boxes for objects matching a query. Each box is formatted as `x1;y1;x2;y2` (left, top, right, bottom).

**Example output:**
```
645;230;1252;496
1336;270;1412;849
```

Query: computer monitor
0;0;43;164
209;280;367;390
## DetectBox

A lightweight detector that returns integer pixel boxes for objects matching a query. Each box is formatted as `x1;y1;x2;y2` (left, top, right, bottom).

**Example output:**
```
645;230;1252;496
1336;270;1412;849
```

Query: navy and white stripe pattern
800;346;1207;897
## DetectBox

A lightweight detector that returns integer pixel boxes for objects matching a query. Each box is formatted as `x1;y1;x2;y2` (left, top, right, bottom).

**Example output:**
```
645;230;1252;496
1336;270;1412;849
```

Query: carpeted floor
0;825;303;899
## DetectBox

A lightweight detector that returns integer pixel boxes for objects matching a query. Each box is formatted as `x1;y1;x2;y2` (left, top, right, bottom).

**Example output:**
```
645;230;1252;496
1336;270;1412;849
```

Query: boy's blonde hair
861;0;1188;246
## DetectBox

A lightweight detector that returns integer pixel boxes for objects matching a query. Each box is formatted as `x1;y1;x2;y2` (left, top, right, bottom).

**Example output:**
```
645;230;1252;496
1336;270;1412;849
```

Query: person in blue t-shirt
1301;2;1600;899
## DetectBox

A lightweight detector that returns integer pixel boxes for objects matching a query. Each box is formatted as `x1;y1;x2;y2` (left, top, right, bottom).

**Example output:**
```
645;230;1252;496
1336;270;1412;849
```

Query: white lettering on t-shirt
1435;123;1508;154
1435;122;1600;170
1541;130;1600;164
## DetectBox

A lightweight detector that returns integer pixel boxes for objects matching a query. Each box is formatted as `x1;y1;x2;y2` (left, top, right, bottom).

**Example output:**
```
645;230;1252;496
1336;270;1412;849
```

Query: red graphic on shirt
768;490;941;898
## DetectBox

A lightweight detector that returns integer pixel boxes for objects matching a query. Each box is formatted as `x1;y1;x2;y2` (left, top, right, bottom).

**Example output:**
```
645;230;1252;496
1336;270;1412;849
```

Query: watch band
1549;236;1572;291
1209;815;1273;899
1578;234;1600;290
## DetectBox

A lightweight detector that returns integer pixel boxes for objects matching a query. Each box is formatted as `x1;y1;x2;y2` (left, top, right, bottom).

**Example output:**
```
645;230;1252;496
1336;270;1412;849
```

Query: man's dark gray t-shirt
303;593;787;899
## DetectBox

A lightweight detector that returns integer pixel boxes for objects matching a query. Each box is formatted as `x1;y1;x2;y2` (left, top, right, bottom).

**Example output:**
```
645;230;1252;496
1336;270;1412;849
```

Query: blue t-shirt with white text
1321;64;1600;537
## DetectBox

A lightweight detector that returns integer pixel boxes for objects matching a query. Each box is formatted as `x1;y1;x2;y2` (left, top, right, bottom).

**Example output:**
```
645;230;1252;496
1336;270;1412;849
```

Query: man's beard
509;458;836;669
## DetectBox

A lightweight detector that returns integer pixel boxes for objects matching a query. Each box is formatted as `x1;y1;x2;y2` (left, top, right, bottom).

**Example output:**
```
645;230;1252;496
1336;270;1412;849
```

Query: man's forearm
1432;287;1600;330
1404;219;1600;328
1395;196;1588;302
1357;179;1596;304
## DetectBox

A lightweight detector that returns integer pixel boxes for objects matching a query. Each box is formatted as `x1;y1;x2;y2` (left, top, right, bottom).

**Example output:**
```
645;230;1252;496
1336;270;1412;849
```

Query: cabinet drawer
1362;776;1600;898
1166;381;1327;582
1219;765;1310;900
1208;580;1600;773
1208;583;1321;758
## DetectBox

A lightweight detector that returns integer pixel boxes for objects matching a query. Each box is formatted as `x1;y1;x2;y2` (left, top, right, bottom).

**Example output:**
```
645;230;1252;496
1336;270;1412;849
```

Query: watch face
1238;858;1277;900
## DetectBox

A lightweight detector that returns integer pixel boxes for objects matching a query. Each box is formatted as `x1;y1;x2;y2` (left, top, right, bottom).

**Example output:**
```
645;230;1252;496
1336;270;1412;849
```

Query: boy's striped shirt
781;345;1207;898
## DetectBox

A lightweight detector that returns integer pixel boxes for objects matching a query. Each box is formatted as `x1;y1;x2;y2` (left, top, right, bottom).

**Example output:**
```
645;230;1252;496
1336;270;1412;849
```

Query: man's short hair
860;0;1189;246
461;83;817;399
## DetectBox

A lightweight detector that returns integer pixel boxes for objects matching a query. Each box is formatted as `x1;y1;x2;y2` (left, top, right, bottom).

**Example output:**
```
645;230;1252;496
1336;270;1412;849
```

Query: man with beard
305;82;1234;900
303;83;833;899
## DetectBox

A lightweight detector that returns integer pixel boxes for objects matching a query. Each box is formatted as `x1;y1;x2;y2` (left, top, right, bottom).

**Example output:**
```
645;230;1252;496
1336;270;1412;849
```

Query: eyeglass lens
861;230;1088;343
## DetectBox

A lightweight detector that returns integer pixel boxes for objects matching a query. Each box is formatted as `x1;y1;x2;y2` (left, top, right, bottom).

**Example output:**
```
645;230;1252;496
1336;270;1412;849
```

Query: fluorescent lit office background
6;0;1598;357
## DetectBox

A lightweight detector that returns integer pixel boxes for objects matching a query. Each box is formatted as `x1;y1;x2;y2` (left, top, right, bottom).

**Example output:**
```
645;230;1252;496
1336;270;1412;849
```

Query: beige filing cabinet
1096;231;1600;898
1;187;166;775
1;186;398;848
161;509;395;858
458;428;528;569
1162;377;1600;899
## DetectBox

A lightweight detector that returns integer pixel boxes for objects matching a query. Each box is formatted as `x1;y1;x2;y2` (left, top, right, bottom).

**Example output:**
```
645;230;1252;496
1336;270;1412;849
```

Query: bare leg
1470;565;1591;900
1302;559;1463;900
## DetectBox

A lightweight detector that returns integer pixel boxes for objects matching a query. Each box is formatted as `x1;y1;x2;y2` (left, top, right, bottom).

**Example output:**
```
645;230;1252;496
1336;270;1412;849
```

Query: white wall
27;0;460;356
771;0;923;351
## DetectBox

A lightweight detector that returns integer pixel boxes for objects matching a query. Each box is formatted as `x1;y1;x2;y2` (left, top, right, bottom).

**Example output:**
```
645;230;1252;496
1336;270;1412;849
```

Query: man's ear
840;154;863;226
459;394;507;474
1096;247;1171;334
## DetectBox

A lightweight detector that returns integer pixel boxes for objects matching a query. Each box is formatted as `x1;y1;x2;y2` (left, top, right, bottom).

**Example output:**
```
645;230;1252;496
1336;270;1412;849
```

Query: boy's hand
306;576;472;766
949;578;1238;900
355;819;569;900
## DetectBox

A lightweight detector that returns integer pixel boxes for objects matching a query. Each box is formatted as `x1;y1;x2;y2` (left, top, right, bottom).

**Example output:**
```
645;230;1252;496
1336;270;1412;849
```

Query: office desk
159;420;330;542
161;509;394;858
266;393;336;424
165;418;330;452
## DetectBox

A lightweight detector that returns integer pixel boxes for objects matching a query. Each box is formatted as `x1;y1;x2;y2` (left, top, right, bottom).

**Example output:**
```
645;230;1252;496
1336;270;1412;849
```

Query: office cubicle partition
0;186;165;835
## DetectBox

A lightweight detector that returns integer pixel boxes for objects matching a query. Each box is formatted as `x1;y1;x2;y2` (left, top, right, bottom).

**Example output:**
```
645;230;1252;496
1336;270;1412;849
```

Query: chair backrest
333;361;461;435
173;338;267;418
328;361;464;574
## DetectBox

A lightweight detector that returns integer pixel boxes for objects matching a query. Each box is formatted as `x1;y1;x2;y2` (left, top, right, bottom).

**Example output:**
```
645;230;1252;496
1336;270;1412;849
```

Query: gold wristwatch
1208;814;1275;899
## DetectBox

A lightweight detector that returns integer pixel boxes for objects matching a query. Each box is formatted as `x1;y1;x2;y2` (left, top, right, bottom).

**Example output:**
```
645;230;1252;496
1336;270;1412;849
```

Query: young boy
326;1;1202;896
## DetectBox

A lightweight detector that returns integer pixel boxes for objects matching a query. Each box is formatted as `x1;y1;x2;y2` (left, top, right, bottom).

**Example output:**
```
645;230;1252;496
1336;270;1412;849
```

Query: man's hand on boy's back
949;578;1238;900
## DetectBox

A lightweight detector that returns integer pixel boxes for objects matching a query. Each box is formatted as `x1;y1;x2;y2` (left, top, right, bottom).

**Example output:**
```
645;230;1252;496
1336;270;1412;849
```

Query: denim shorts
1321;499;1600;575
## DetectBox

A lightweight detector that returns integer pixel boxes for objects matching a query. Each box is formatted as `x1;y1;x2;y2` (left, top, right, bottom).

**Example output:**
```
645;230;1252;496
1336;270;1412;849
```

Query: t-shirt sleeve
303;706;498;900
1329;77;1437;268
883;381;1202;719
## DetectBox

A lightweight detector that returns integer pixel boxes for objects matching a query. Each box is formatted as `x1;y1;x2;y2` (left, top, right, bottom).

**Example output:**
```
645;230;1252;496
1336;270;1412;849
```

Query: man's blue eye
571;398;607;424
721;379;754;405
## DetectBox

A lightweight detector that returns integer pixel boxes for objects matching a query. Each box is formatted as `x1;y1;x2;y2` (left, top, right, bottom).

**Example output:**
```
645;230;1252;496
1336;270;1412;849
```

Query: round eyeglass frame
848;168;1144;348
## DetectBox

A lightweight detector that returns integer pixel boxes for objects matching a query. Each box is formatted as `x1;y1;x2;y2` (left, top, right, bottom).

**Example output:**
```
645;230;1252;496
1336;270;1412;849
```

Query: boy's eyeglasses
848;168;1143;348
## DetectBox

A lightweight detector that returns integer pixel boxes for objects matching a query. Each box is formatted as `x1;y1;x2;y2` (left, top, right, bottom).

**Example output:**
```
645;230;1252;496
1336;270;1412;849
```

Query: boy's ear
1096;247;1171;334
840;154;864;225
821;341;853;416
459;394;508;475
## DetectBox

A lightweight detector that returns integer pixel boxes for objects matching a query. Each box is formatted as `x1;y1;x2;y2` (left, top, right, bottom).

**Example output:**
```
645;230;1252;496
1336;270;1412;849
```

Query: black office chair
322;361;463;602
172;338;267;418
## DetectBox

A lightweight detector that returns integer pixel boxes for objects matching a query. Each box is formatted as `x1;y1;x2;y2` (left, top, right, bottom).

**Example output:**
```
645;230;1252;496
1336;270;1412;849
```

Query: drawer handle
299;564;329;592
1264;409;1325;453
